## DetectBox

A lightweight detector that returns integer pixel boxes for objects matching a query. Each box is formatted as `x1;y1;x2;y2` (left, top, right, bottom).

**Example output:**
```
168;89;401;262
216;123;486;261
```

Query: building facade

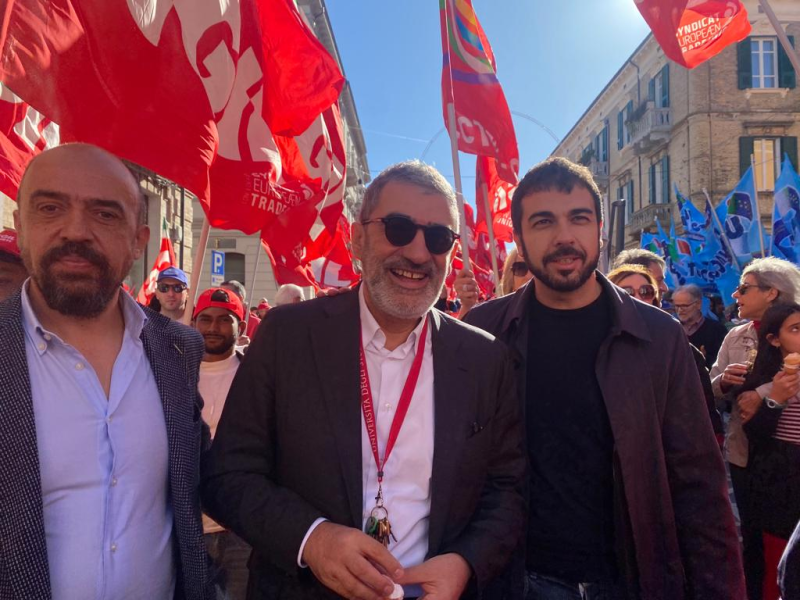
551;0;799;254
191;0;370;307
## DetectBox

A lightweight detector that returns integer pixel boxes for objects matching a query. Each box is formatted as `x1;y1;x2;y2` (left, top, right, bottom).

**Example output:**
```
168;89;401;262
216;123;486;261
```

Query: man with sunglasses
202;160;526;600
155;266;189;321
464;157;744;600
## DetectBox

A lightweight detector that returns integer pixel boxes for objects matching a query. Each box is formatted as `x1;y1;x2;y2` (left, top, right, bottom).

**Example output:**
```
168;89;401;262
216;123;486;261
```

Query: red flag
0;83;60;199
137;236;176;305
311;216;360;288
476;156;515;243
634;0;751;69
440;0;519;183
262;240;318;289
0;0;344;233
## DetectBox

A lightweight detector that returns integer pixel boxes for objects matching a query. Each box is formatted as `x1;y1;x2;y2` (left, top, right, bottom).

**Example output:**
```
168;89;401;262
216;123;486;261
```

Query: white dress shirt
298;287;435;591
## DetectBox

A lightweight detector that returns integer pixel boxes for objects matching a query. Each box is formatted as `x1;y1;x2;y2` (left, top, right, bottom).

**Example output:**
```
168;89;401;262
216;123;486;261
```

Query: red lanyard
359;316;429;486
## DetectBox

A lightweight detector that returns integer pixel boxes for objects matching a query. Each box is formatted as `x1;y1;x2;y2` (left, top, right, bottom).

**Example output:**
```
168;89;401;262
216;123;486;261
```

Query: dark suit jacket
465;275;745;600
0;292;213;600
201;290;527;599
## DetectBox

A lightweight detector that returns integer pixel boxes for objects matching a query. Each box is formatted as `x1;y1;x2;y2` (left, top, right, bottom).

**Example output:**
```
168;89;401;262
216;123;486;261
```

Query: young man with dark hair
464;157;744;600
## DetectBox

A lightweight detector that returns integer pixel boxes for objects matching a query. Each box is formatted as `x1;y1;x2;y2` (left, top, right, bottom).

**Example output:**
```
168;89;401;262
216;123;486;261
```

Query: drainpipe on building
630;58;644;228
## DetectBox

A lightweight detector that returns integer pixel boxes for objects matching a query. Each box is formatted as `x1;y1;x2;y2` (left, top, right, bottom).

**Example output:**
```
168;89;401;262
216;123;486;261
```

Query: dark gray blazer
0;292;213;600
201;289;527;599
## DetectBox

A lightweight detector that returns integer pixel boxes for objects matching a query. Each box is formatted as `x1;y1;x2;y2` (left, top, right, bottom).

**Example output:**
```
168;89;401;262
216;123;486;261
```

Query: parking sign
211;250;225;287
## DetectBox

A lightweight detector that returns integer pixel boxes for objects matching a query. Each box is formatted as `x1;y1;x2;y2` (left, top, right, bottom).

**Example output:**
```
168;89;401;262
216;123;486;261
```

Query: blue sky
326;0;651;202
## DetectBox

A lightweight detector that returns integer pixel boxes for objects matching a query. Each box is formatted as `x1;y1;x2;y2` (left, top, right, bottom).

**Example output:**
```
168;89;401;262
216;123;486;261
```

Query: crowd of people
1;142;799;600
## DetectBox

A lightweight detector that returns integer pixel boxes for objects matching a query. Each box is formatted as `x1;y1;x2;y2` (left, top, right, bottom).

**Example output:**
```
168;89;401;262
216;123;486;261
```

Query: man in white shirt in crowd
193;287;251;600
201;160;526;600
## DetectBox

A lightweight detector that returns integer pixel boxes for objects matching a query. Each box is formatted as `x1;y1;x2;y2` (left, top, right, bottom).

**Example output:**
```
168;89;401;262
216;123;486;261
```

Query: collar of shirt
683;314;705;337
358;285;428;359
20;278;148;353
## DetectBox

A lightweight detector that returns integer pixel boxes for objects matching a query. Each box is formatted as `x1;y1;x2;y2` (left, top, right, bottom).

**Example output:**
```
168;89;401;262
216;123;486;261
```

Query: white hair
742;257;800;304
274;284;306;306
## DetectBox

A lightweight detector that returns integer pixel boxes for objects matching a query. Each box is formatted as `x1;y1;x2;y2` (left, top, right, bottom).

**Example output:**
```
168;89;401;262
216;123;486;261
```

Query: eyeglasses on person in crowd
361;214;459;255
673;301;700;312
736;283;769;296
511;262;529;277
621;284;657;301
157;283;188;294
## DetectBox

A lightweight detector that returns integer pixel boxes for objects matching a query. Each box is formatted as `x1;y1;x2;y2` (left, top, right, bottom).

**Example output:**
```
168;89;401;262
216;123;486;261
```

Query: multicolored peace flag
440;0;519;184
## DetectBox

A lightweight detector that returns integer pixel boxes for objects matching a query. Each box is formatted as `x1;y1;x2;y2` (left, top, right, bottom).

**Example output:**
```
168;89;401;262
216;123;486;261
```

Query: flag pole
481;182;503;297
446;102;471;267
751;154;767;257
244;238;263;331
758;0;800;76
704;187;742;273
181;216;210;325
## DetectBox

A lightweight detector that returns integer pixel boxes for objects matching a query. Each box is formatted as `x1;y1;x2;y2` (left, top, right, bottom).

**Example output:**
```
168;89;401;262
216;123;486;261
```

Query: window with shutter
625;101;633;144
781;137;798;171
778;36;796;90
661;65;670;108
649;164;657;205
617;111;624;151
648;78;656;102
661;156;670;204
627;181;635;217
737;38;753;90
740;137;755;177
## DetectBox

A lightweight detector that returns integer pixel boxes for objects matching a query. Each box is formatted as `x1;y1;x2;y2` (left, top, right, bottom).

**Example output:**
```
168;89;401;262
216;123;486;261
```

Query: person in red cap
0;228;28;302
191;287;250;599
255;300;270;320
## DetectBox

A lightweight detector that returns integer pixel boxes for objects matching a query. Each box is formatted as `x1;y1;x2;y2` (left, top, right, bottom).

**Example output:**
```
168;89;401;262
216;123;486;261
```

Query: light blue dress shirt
21;283;175;600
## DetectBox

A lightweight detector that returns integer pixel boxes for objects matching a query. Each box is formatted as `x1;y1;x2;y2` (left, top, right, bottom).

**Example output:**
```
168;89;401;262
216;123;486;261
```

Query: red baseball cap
257;301;270;311
193;287;245;321
0;229;20;259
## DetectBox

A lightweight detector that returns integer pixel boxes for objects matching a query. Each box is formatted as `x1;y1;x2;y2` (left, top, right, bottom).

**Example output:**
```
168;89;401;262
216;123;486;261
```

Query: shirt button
111;478;118;487
43;334;52;341
106;416;113;424
384;403;391;410
75;363;84;371
111;543;117;553
37;343;46;351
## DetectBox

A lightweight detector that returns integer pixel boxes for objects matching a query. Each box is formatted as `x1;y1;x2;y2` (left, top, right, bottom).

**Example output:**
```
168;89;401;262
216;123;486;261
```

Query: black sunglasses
621;284;657;301
736;283;769;296
362;215;459;255
511;262;529;277
157;283;187;294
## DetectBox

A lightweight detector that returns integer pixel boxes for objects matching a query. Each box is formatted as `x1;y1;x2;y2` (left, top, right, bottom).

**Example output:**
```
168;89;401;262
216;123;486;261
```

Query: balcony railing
628;101;672;154
628;202;674;233
588;158;609;184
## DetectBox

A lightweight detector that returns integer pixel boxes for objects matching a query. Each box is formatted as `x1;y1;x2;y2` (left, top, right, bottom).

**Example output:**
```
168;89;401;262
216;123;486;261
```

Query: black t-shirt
525;289;618;584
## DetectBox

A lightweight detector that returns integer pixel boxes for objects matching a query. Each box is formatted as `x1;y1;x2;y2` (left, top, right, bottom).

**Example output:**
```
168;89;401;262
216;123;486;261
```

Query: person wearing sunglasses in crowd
608;263;725;449
154;265;189;321
201;160;526;600
711;257;800;600
462;157;743;600
453;247;532;320
606;264;659;306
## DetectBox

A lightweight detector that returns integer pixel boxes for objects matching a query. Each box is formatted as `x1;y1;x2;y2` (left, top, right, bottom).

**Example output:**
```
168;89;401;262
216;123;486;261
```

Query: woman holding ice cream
711;256;800;599
740;302;800;600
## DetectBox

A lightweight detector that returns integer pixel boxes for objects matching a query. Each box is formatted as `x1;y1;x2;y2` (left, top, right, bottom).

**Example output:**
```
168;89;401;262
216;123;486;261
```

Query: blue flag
770;154;800;262
715;167;766;266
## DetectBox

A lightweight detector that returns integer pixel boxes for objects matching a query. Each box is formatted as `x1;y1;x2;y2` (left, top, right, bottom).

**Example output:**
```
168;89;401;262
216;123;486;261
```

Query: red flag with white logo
311;216;360;288
476;155;515;243
0;0;344;235
0;83;59;200
634;0;751;69
137;236;176;305
440;0;519;184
